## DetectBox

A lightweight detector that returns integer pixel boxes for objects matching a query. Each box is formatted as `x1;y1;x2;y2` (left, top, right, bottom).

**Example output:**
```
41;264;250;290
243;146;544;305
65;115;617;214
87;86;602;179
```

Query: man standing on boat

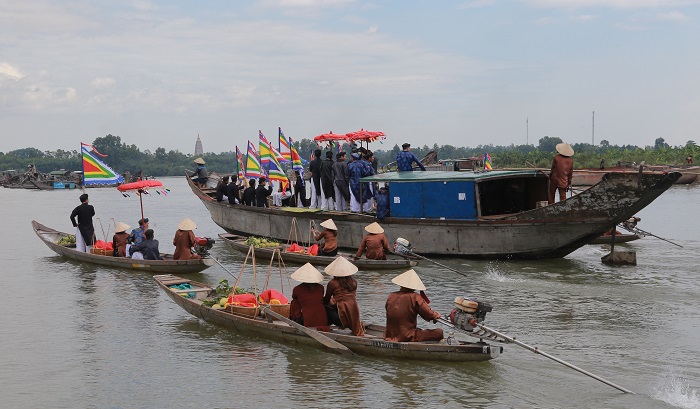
548;143;574;204
320;151;335;210
396;143;426;171
332;152;350;211
309;149;322;208
255;178;273;208
69;193;95;252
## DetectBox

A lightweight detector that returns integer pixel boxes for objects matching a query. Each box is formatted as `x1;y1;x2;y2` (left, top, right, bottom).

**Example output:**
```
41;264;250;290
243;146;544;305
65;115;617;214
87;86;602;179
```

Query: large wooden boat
189;169;679;259
32;220;215;273
587;233;640;245
218;233;418;270
572;166;698;186
155;274;502;361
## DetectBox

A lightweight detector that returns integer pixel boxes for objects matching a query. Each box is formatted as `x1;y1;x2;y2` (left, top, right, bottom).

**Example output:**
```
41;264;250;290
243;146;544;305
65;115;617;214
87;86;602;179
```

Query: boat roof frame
361;170;546;182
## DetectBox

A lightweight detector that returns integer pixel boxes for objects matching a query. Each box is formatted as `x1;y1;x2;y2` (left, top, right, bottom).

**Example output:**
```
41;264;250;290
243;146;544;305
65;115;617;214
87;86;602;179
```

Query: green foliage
1;134;698;176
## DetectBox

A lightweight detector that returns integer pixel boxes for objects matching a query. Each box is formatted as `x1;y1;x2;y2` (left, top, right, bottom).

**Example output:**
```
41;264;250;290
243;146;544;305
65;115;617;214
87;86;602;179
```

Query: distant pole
526;117;529;145
592;111;595;145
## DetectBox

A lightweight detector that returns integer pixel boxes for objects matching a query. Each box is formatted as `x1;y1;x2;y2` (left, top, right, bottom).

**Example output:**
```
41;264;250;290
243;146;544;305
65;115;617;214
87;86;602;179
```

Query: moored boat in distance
155;274;502;361
218;233;418;270
189;169;679;259
32;220;215;273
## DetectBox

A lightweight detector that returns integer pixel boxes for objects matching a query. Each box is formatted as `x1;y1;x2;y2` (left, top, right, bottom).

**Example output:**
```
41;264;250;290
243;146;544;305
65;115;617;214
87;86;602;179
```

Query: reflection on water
3;179;700;408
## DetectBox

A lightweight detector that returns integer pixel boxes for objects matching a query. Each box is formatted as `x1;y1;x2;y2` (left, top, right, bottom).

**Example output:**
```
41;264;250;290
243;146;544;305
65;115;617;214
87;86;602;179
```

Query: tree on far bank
538;136;562;153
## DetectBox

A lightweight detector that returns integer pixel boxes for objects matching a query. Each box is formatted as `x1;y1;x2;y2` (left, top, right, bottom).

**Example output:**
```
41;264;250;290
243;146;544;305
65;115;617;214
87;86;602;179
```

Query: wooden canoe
218;233;418;270
155;274;502;361
33;220;215;273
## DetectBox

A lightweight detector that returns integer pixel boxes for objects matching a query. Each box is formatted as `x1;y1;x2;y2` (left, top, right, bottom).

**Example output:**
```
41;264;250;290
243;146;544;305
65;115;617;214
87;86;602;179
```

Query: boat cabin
361;170;549;220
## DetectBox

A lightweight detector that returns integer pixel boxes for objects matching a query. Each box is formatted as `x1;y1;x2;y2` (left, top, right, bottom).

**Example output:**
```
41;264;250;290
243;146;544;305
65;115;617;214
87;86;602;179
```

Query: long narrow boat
572;166;699;186
155;274;502;361
218;233;418;270
189;169;679;259
33;220;215;273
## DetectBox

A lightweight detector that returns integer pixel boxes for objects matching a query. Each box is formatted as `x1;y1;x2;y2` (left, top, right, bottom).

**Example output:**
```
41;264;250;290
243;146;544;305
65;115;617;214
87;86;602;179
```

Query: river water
2;177;699;409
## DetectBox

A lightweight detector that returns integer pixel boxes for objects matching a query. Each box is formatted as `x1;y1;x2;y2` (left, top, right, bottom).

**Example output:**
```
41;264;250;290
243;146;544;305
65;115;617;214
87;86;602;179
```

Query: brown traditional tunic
290;283;329;331
112;232;129;257
324;277;365;336
172;230;202;260
384;288;443;342
314;229;337;253
355;233;390;260
549;154;574;204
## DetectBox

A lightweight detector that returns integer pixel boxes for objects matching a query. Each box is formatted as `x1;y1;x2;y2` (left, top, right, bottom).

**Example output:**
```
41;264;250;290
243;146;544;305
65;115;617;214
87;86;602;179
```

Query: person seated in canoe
128;229;163;260
353;222;390;261
173;218;202;260
289;263;329;332
384;269;443;343
312;219;338;257
191;157;208;188
112;222;130;257
323;257;365;336
128;218;149;246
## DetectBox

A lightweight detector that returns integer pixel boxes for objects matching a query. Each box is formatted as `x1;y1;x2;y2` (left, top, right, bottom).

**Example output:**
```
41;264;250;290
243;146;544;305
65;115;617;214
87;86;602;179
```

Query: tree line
0;134;697;177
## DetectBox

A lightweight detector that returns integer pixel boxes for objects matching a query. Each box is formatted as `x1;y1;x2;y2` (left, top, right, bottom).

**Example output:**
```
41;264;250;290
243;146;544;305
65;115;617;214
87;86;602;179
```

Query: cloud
657;11;688;21
91;77;116;90
521;0;700;9
0;63;25;79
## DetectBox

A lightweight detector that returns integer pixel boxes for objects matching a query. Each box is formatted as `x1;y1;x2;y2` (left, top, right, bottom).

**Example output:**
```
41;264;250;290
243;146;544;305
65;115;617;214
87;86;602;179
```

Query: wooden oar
437;317;635;394
261;306;353;356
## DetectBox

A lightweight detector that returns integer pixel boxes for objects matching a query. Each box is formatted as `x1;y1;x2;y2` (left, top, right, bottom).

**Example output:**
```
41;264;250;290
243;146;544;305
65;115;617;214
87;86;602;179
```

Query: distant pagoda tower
194;134;203;156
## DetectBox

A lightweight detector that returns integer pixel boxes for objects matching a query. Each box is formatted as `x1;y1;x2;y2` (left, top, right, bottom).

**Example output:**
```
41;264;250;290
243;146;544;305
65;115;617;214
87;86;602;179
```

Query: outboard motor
393;237;413;255
449;296;493;332
194;236;215;257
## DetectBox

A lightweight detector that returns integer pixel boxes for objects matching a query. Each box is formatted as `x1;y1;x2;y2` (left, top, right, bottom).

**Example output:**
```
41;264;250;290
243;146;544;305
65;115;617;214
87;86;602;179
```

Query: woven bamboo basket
226;304;259;317
263;303;291;320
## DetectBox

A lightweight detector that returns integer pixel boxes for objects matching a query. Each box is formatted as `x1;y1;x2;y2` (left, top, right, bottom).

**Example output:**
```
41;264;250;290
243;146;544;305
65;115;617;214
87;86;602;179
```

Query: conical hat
391;269;426;291
364;222;384;234
290;263;324;283
556;143;574;157
324;256;358;277
194;157;206;165
320;219;337;230
114;222;130;233
177;218;197;231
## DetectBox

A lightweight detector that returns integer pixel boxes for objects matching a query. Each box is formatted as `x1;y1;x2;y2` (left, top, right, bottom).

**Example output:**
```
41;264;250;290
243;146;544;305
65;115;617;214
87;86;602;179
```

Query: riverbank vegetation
1;134;697;176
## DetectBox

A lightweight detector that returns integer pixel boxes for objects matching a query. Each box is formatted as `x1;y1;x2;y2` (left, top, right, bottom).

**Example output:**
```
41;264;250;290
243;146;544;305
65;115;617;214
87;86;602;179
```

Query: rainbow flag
278;127;292;161
267;150;289;190
235;146;245;181
290;138;305;185
245;141;265;179
81;142;124;186
259;130;286;165
484;152;493;170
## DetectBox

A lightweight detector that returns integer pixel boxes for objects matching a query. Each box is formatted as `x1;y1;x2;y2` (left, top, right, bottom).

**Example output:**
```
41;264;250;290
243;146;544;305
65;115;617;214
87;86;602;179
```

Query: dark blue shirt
396;151;426;171
129;239;162;260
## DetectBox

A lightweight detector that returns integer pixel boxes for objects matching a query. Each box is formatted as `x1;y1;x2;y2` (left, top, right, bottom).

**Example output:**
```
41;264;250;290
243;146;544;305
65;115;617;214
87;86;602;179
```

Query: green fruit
219;297;228;306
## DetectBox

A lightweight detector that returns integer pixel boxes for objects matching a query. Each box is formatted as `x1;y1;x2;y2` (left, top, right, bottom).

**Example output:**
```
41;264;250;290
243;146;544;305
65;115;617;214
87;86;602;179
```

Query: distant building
195;135;203;156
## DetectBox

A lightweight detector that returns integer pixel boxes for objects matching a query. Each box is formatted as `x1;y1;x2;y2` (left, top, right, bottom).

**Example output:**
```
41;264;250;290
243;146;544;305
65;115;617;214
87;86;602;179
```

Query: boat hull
189;171;679;259
219;233;418;270
32;220;215;273
156;274;502;362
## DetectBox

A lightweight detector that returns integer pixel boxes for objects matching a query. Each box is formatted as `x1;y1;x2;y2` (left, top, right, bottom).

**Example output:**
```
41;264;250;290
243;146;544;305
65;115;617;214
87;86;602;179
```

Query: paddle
437;317;635;394
392;240;469;277
260;306;353;356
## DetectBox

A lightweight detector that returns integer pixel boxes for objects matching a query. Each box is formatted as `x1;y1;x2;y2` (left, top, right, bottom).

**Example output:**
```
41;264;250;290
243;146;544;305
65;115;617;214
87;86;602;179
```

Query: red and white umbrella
117;179;167;222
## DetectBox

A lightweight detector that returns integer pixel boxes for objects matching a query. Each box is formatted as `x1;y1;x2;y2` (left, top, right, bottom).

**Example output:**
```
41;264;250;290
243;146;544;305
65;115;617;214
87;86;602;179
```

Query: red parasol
345;129;386;145
313;132;348;143
117;179;167;223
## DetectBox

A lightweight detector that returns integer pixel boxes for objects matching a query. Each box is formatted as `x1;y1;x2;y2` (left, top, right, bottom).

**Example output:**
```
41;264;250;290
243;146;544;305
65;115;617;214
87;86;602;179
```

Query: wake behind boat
189;169;680;259
218;233;418;270
32;220;215;273
155;274;502;361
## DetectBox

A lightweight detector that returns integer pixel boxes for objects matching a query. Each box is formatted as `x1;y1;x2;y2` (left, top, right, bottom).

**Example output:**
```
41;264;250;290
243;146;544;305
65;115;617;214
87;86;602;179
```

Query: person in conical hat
323;257;365;336
289;263;330;331
191;158;208;187
384;269;444;342
549;142;575;205
112;222;131;257
354;222;390;261
312;219;338;257
172;218;202;260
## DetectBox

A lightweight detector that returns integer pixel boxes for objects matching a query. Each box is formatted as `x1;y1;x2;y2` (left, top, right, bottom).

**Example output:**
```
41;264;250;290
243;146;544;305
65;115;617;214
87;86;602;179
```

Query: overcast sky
2;0;699;154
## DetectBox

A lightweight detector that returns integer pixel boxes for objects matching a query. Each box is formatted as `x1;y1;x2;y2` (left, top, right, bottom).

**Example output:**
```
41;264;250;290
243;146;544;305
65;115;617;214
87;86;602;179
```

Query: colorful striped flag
290;138;305;186
266;150;289;190
278;127;292;162
235;145;245;181
484;152;493;170
246;141;265;178
259;130;286;165
81;142;124;186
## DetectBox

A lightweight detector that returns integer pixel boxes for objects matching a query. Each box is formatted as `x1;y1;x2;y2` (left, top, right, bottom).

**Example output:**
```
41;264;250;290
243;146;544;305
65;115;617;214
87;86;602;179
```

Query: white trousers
334;184;347;211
